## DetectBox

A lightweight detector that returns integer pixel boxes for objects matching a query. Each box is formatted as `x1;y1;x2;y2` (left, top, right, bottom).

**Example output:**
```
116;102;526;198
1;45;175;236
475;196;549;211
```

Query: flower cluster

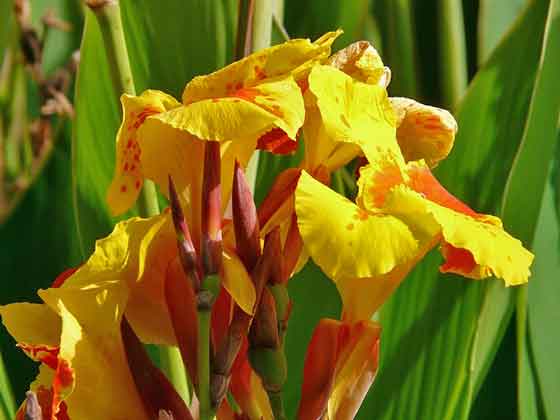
1;32;533;420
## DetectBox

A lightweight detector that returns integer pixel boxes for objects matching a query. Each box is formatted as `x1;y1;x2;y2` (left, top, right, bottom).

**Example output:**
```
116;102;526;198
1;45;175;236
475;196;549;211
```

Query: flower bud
202;141;223;276
233;161;261;271
168;176;200;290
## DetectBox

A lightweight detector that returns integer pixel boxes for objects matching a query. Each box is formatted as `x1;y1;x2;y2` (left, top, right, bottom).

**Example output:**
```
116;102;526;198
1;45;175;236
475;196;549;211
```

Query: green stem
385;0;418;97
89;0;160;217
197;308;212;420
438;0;468;110
245;0;273;191
268;390;287;420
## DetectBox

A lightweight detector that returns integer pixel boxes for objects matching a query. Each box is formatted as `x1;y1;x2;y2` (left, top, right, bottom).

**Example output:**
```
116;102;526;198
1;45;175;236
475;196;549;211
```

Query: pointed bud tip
233;161;260;270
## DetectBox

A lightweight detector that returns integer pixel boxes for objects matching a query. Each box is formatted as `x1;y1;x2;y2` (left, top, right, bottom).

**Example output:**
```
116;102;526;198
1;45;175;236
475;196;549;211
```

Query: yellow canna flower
1;213;255;418
107;31;342;218
258;39;457;278
295;155;534;320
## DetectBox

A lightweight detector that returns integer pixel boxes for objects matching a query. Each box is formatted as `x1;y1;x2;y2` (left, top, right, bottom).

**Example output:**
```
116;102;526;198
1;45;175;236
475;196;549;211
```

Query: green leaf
284;263;342;419
527;149;560;419
478;0;530;64
357;1;550;418
510;0;560;414
73;1;235;254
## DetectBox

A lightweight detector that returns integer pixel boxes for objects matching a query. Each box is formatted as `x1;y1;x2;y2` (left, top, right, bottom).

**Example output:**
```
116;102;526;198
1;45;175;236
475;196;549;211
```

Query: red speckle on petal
121;185;127;193
123;163;129;171
130;164;136;171
254;65;267;80
353;208;369;221
135;180;141;189
235;82;243;90
346;223;355;231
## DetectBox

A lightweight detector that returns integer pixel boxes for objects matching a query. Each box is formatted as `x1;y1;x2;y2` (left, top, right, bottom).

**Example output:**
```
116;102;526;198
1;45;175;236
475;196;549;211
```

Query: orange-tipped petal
297;319;341;420
390;97;457;168
298;319;381;420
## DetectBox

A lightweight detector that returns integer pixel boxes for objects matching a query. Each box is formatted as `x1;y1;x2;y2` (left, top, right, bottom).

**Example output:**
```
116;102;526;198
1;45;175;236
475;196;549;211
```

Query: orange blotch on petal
407;165;478;217
257;128;298;155
18;344;59;370
440;243;477;275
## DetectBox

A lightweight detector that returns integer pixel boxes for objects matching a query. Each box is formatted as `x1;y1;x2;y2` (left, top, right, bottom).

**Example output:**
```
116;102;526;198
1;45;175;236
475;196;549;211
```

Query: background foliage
1;0;558;419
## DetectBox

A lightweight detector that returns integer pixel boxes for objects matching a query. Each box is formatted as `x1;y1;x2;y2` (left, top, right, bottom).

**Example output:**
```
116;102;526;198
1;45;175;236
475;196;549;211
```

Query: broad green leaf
284;263;342;419
73;1;234;255
508;0;560;415
357;1;550;418
528;152;560;419
478;0;530;64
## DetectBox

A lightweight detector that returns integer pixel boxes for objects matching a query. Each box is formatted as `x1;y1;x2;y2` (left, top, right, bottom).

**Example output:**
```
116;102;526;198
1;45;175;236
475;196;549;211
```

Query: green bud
248;347;287;392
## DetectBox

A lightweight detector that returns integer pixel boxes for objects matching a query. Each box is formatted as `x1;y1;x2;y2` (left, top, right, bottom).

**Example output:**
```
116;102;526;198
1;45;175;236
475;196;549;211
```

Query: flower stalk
87;0;160;217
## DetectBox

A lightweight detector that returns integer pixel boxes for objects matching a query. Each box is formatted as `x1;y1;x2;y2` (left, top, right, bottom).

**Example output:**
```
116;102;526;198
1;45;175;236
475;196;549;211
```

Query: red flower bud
233;161;261;271
202;141;223;276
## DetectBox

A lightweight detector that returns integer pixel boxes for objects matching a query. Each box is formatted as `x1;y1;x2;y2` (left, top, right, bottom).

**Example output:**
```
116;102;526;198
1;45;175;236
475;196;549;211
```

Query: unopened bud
202;141;223;276
249;287;280;349
233;161;261;271
168;176;200;290
248;347;287;393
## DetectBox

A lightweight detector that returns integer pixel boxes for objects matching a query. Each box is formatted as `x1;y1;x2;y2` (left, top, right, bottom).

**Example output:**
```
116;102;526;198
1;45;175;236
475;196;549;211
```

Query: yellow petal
107;90;181;216
44;215;177;345
182;31;342;103
307;65;402;165
295;171;418;281
0;303;60;347
384;186;534;285
151;76;305;144
337;237;437;321
327;41;390;87
221;247;256;315
390;97;457;167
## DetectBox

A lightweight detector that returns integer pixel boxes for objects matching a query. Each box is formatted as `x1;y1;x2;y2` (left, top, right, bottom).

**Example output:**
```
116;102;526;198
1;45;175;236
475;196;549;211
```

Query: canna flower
258;40;457;276
295;154;534;320
106;31;342;229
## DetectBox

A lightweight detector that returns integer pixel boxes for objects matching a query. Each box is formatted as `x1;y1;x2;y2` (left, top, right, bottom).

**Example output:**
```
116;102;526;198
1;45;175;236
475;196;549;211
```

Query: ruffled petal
307;65;401;165
107;90;181;216
295;171;418;281
390;97;457;167
327;41;390;87
151;76;305;144
384;186;534;285
182;31;342;103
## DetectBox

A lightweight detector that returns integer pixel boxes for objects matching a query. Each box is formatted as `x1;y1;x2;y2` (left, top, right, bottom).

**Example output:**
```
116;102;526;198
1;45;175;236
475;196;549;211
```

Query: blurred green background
1;0;559;419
